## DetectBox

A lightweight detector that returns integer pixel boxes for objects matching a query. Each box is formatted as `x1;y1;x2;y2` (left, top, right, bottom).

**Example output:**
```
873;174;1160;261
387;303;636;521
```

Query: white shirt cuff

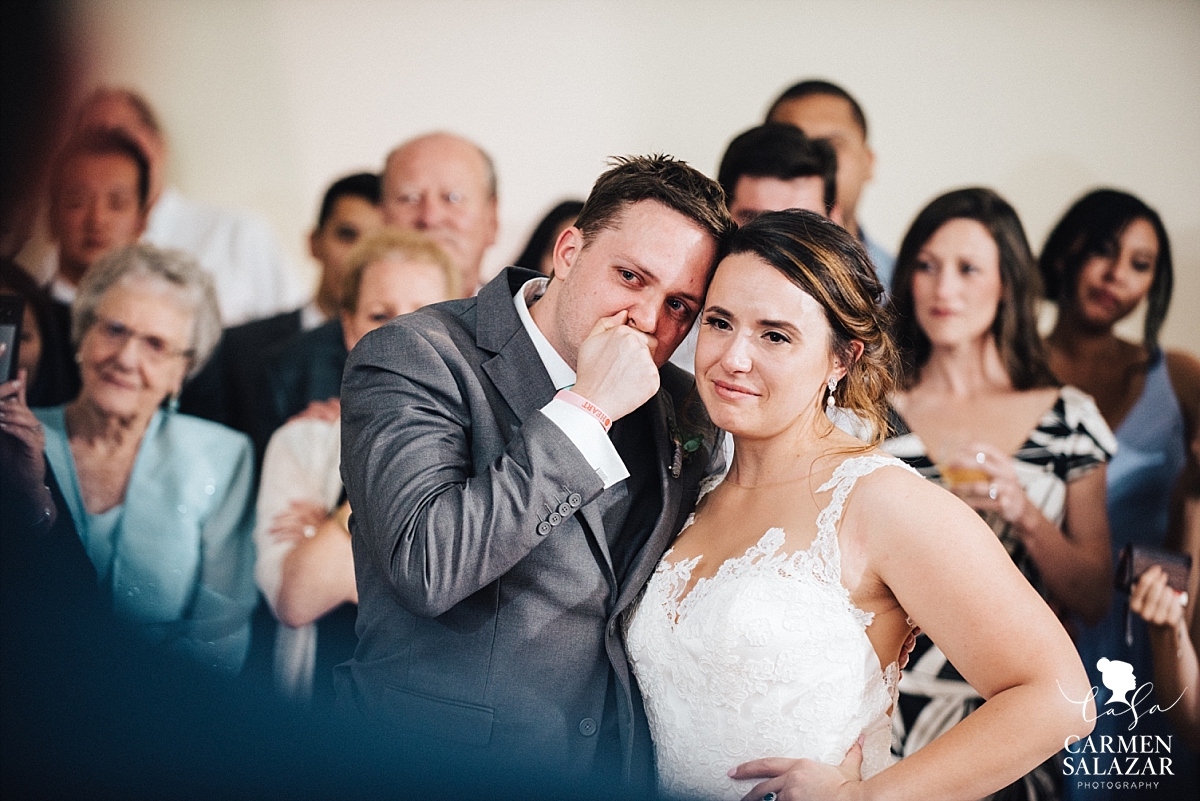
540;399;629;489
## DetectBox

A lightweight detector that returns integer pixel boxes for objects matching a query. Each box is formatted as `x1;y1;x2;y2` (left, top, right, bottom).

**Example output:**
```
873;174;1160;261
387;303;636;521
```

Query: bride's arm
735;467;1094;801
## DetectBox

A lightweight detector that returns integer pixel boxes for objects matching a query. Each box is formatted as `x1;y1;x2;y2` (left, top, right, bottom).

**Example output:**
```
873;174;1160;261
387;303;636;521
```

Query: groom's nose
625;300;661;342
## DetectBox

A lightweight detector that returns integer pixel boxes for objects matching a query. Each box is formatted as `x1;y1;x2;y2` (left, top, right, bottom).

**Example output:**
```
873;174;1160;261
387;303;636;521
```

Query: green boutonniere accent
668;419;705;479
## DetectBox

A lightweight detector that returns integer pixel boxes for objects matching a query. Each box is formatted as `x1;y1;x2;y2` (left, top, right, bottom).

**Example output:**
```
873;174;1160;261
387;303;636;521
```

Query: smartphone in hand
0;295;25;382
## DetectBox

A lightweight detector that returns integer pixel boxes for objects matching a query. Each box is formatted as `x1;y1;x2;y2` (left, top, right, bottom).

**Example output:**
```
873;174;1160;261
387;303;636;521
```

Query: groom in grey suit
337;156;733;792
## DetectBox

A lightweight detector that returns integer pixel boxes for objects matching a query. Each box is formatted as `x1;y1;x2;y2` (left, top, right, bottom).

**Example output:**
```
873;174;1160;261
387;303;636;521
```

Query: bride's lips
710;379;759;401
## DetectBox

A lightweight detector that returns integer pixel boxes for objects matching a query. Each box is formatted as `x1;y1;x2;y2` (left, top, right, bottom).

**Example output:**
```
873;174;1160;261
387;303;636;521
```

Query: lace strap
697;473;722;502
812;454;918;572
676;473;724;537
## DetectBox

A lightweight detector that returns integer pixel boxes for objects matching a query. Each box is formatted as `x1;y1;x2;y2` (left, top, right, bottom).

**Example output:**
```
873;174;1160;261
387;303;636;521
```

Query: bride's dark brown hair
724;209;897;444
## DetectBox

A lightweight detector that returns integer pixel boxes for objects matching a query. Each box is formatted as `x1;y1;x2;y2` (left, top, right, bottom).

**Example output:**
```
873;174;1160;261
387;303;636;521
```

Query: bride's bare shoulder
846;451;984;534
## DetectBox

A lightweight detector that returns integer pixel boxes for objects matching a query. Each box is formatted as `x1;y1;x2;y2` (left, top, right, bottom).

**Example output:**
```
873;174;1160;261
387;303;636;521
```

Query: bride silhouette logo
1096;657;1137;711
1058;656;1183;732
1060;657;1182;784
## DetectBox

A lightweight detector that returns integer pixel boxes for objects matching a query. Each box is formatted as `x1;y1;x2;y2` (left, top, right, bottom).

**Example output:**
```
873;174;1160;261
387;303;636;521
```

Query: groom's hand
732;735;864;801
572;310;660;421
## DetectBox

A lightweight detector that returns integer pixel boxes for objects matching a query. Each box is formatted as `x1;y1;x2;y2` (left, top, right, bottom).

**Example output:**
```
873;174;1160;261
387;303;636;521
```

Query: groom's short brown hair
574;155;734;263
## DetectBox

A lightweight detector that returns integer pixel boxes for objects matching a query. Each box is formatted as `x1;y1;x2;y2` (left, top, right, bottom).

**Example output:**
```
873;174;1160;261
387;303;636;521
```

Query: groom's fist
573;310;660;421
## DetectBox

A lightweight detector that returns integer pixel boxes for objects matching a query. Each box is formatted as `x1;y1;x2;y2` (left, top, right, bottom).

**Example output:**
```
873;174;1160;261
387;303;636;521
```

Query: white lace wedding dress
625;455;913;800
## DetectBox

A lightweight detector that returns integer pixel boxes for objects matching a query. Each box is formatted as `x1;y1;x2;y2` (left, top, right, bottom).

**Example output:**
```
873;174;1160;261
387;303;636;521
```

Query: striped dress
881;386;1116;801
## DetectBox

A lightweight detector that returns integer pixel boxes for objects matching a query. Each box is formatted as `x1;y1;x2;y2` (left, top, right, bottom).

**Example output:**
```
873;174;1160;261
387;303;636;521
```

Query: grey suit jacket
337;267;718;787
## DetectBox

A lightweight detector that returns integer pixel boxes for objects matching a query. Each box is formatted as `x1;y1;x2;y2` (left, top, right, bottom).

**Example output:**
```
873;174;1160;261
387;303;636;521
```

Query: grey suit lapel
478;269;556;424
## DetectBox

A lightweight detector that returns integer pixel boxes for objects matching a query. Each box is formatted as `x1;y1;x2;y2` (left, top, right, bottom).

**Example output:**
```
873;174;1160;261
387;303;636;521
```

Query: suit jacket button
568;493;582;507
557;502;572;516
548;512;562;526
578;717;597;737
537;522;552;536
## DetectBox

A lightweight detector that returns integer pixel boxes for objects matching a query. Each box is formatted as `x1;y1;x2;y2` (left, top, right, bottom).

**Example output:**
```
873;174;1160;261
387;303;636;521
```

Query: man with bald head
381;133;498;295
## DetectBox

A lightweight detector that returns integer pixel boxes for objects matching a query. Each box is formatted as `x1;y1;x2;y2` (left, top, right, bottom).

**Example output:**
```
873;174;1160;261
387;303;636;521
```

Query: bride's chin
704;406;752;436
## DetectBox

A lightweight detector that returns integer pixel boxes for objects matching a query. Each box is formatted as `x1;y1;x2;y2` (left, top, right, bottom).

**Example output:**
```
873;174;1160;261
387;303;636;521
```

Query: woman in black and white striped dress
881;188;1115;801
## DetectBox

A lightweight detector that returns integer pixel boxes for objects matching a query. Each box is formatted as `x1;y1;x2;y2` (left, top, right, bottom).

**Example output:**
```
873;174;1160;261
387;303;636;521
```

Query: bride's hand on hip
732;736;865;801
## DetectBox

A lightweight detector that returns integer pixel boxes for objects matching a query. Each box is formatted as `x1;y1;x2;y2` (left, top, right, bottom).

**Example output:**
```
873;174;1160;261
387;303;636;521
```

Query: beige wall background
67;0;1200;351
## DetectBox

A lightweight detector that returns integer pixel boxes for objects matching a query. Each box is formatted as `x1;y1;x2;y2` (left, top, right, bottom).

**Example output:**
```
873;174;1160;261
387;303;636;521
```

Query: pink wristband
555;389;612;433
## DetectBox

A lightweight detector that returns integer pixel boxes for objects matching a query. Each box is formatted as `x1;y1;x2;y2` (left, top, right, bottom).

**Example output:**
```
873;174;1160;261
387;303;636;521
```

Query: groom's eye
665;298;689;317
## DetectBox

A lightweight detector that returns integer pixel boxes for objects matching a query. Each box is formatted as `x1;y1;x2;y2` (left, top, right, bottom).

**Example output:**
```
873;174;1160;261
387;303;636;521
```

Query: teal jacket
37;405;257;674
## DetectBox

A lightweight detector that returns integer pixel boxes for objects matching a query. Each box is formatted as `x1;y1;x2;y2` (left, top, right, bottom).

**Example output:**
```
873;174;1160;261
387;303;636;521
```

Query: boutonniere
668;418;705;479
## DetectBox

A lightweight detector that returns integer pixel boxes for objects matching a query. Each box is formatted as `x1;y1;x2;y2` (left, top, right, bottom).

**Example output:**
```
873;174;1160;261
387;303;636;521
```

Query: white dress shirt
514;278;629;489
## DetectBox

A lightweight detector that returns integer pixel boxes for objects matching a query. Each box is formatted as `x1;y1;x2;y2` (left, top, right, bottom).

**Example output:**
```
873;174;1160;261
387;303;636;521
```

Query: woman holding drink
881;188;1114;800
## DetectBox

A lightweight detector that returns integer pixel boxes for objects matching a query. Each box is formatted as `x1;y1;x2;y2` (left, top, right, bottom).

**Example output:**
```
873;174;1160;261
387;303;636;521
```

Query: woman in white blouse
254;228;457;704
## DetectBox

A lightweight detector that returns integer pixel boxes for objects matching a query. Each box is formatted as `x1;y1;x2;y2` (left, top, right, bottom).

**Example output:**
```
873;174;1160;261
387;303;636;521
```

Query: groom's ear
550;225;585;281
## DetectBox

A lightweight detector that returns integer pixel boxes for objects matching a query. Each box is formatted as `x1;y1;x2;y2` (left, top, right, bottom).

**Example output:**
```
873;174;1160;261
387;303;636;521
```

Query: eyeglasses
390;189;467;206
91;316;194;363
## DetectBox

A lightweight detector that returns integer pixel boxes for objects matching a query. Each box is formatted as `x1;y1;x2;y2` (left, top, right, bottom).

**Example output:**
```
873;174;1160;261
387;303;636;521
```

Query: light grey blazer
337;267;718;786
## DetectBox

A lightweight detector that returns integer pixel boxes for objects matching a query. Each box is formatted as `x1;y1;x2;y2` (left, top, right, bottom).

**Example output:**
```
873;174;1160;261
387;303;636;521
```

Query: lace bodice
625;454;913;800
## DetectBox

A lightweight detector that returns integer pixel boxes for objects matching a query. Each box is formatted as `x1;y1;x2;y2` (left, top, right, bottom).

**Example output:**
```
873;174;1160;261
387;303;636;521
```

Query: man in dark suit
338;156;733;794
179;172;382;458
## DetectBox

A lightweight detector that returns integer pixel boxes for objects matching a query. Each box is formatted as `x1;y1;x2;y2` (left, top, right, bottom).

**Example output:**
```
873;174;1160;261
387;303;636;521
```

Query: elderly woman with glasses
32;244;257;674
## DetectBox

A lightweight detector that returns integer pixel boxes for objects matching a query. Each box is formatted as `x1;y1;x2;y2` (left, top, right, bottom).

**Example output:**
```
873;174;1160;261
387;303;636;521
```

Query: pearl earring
826;376;838;409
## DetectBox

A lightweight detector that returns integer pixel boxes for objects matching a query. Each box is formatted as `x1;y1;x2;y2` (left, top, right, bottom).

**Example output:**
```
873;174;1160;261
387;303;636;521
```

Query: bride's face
696;252;841;439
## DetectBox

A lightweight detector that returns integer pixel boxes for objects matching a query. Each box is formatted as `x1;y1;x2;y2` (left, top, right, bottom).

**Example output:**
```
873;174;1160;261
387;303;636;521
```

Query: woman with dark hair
625;209;1092;800
882;188;1114;800
1042;189;1200;795
512;199;584;275
0;260;79;406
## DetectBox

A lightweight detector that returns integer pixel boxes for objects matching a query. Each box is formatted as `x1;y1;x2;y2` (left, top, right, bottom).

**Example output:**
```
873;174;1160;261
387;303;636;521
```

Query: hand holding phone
0;296;24;383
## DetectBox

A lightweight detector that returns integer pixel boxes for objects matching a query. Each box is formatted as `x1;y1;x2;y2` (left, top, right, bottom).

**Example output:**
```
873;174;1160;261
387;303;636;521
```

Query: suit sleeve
340;321;606;618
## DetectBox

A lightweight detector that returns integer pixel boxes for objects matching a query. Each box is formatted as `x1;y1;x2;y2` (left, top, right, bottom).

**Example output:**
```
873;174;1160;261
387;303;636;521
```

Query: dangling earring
826;376;838;409
166;392;180;414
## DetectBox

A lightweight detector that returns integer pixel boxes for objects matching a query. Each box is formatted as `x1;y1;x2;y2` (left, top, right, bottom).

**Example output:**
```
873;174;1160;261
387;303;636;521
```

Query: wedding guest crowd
2;76;1196;801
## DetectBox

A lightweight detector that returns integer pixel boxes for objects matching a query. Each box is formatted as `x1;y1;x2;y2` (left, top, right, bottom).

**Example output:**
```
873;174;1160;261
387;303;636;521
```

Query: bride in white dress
624;210;1094;801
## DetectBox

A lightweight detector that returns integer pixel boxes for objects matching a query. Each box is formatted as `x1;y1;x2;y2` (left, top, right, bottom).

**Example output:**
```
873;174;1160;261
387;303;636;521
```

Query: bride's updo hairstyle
726;209;897;444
